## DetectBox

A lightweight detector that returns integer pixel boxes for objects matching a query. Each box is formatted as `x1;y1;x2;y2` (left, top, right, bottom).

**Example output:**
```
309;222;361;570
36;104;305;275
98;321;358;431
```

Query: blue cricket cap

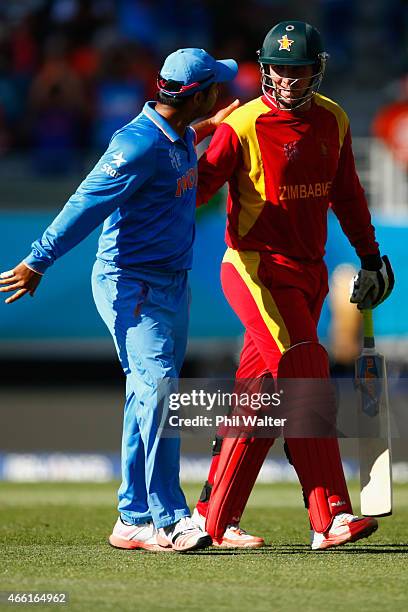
158;48;238;97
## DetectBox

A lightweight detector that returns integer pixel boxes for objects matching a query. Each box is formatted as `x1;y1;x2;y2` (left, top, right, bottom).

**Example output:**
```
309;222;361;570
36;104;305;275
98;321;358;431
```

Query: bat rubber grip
362;309;375;348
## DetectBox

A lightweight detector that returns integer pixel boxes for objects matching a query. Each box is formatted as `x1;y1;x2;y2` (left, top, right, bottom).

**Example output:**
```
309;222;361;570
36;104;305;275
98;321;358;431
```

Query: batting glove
349;254;394;310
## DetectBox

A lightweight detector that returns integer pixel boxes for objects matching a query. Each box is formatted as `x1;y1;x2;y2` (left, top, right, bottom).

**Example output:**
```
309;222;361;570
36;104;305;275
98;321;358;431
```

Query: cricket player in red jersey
191;21;394;550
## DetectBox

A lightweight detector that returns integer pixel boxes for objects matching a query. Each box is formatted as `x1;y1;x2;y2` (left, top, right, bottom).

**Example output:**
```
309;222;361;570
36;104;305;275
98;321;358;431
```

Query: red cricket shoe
192;508;265;549
311;513;378;550
212;524;265;549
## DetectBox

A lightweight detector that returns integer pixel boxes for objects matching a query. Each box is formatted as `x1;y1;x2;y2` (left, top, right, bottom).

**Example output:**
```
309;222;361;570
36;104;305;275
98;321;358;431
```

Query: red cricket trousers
197;248;353;534
221;248;329;377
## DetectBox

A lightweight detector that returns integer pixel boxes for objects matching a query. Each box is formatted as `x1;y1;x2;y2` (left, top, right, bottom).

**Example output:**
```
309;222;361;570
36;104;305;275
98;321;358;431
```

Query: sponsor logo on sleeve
101;163;121;178
112;152;127;167
101;151;127;178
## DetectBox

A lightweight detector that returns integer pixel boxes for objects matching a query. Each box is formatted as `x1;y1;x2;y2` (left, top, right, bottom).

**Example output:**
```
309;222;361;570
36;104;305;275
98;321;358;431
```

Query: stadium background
0;0;407;484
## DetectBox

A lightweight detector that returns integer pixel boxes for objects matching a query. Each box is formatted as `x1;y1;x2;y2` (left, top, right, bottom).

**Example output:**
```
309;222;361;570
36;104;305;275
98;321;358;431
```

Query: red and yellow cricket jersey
197;93;378;261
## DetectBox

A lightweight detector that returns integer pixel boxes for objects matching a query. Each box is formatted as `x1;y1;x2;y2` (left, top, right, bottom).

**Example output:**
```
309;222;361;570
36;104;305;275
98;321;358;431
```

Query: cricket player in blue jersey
0;48;238;553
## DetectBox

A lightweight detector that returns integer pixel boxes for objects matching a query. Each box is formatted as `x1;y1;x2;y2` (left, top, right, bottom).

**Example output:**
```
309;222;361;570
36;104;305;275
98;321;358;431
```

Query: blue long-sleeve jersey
24;102;198;274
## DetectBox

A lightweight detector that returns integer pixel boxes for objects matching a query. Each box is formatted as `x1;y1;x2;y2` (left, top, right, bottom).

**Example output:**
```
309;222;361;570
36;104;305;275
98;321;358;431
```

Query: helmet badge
277;34;294;51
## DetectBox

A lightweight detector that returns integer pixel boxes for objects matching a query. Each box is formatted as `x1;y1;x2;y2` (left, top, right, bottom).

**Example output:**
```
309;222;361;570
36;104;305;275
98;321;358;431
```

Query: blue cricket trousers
91;258;190;528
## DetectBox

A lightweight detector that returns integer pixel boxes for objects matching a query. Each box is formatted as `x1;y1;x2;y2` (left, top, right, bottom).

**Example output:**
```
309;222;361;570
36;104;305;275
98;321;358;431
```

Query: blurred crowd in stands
0;0;406;174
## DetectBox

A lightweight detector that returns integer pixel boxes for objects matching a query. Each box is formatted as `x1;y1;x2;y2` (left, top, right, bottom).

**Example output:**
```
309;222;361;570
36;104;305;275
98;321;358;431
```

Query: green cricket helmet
257;20;329;110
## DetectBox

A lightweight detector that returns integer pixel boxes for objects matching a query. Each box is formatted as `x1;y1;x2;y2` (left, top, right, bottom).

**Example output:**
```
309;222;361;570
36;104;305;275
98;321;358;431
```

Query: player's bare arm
193;98;240;144
0;262;42;304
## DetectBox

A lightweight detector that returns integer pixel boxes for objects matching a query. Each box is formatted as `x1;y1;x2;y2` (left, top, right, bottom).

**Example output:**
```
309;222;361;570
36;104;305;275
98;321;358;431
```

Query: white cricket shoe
311;512;378;550
192;508;265;549
157;516;212;553
109;517;172;552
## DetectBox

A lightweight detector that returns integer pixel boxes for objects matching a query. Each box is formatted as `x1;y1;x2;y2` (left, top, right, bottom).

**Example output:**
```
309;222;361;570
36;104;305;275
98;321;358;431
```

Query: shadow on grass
187;542;408;556
277;543;408;554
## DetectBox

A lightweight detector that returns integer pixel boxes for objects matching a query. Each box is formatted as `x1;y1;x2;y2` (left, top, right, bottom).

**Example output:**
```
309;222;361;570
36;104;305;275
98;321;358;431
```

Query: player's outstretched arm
0;129;154;304
194;99;240;144
0;262;43;304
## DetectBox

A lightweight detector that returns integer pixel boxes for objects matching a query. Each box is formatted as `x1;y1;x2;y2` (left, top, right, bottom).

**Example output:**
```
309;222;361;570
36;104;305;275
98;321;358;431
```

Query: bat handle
362;309;375;349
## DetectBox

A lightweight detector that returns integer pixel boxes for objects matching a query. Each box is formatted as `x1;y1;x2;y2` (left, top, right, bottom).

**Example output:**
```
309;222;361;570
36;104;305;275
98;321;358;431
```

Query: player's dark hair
157;91;188;107
157;84;213;108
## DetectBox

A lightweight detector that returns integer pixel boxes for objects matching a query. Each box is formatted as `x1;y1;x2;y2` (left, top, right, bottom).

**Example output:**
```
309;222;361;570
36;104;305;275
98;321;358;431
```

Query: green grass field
1;482;407;611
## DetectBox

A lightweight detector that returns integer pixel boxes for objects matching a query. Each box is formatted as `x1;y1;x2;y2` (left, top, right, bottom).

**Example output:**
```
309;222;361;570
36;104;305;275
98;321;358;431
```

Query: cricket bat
355;309;392;517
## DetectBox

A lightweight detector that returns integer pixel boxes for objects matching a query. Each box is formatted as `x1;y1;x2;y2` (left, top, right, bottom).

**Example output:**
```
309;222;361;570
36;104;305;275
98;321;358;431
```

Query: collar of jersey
143;101;184;143
260;94;314;119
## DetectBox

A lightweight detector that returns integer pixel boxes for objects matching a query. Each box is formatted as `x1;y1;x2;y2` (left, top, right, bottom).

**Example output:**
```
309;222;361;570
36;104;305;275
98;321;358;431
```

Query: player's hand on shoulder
349;254;394;310
0;262;43;304
194;99;240;144
211;99;240;129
